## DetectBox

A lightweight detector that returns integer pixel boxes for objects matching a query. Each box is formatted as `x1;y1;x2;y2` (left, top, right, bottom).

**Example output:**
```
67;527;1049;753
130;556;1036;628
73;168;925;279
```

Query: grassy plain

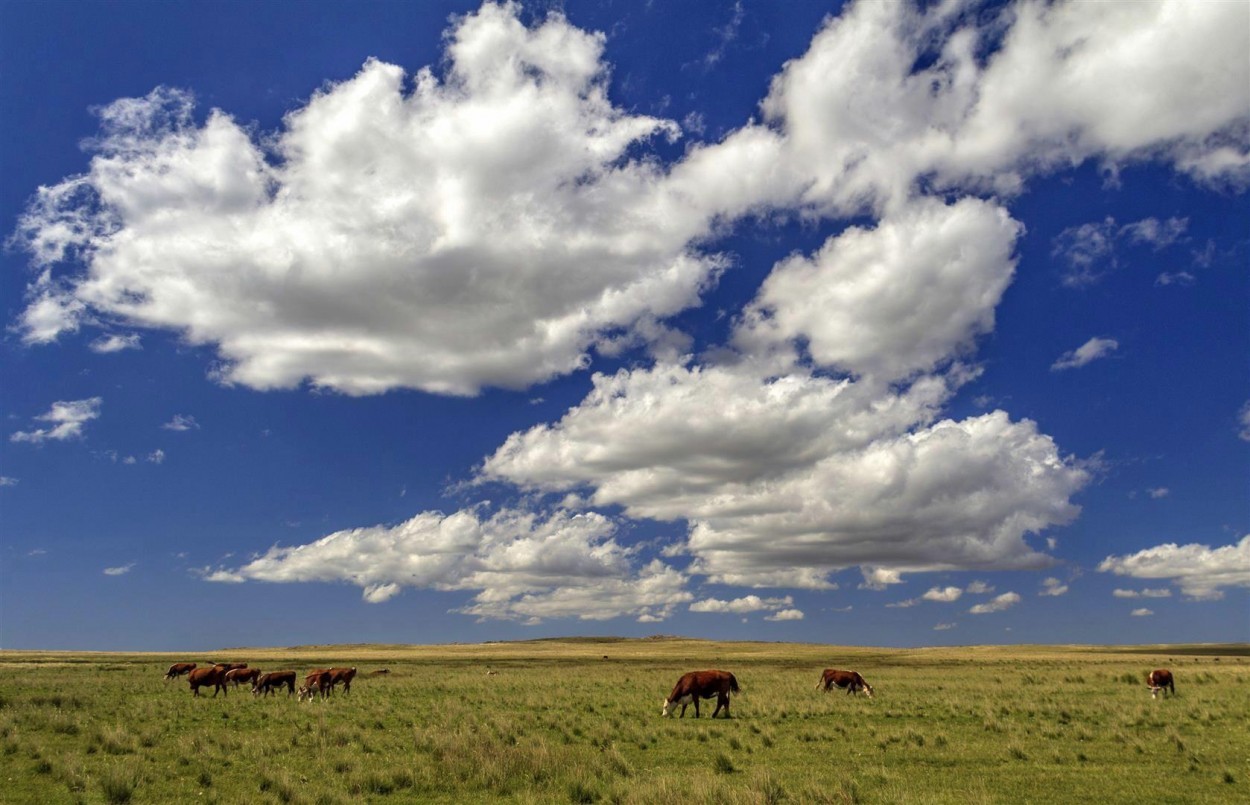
1;638;1246;804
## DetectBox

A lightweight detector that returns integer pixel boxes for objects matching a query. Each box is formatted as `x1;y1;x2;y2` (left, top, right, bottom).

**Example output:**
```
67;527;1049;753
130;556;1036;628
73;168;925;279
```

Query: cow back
189;666;226;685
670;670;736;700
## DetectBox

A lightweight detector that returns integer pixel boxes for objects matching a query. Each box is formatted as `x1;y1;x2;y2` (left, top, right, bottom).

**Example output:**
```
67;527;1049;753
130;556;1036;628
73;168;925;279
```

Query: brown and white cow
661;670;740;718
253;671;297;697
164;662;196;681
225;667;261;688
298;670;333;702
1147;668;1175;698
816;669;874;698
188;665;229;697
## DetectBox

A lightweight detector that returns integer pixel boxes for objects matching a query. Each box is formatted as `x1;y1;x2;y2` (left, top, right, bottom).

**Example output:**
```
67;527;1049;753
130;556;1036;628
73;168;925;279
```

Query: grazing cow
816;669;875;698
225;667;261;688
1147;669;1175;699
164;662;196;681
298;670;333;702
662;670;740;718
253;671;297;697
188;666;229;697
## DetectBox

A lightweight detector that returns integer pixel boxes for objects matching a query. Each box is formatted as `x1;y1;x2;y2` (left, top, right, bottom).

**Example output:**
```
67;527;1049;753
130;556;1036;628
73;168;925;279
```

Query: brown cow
1147;668;1175;699
327;667;357;694
225;667;261;688
662;670;739;718
253;671;297;697
164;662;196;681
298;670;333;702
213;662;247;672
816;669;874;698
188;665;229;697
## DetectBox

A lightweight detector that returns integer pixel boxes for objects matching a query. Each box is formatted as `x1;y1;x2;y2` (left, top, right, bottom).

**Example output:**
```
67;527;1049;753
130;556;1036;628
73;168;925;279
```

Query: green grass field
1;638;1246;804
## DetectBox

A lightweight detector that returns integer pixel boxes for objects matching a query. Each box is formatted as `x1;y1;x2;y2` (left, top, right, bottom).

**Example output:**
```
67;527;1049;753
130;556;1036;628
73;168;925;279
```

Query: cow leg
693;698;700;718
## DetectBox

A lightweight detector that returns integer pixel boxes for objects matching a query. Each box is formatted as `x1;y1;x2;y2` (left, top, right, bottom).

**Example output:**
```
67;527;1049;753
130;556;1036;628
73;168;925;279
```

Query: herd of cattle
166;662;1179;711
163;662;356;701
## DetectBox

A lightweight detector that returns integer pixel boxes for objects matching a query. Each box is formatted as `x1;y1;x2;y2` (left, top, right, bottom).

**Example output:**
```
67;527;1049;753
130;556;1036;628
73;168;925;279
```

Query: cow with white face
1147;668;1175;699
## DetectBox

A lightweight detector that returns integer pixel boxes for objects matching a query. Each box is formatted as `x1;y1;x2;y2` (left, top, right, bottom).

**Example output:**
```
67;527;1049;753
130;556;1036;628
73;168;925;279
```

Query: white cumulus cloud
12;4;726;397
969;591;1021;614
89;333;141;353
1098;536;1250;600
1112;588;1171;599
206;506;691;622
1052;338;1119;371
162;414;199;432
11;398;103;444
690;594;793;614
1039;577;1068;596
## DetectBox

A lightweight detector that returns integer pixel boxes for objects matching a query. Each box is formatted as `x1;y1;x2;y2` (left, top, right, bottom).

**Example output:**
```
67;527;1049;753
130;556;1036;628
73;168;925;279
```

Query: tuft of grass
714;752;735;774
99;764;140;804
567;777;597;803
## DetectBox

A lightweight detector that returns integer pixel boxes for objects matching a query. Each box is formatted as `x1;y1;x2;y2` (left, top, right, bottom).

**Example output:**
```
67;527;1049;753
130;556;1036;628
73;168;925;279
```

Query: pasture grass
1;639;1247;803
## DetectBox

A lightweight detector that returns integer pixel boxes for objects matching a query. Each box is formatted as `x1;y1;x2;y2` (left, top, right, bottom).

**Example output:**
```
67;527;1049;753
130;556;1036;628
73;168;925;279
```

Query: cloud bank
206;507;690;622
17;1;1250;619
1098;536;1250;600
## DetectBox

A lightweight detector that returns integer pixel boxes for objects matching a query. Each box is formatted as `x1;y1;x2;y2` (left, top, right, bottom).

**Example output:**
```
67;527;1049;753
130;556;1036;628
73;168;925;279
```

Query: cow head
862;683;875;699
661;699;673;717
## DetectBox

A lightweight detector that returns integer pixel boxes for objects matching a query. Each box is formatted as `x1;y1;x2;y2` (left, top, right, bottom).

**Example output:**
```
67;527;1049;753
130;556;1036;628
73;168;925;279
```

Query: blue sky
2;0;1247;651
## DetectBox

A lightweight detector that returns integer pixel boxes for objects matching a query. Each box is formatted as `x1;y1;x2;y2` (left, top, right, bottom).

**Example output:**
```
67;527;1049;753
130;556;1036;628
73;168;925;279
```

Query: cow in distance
164;662;196;681
816;669;874;698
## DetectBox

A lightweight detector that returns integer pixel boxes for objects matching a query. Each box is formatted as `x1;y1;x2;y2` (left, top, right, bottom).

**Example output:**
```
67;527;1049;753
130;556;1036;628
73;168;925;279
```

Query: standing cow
253;671;297;697
662;670;739;718
1147;668;1175;698
328;667;357;695
225;667;261;688
298;670;334;702
187;665;229;697
164;662;196;681
816;669;874;698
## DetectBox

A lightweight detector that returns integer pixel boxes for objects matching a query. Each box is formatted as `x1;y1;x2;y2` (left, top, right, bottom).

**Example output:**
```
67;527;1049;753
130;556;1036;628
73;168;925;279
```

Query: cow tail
729;673;740;694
